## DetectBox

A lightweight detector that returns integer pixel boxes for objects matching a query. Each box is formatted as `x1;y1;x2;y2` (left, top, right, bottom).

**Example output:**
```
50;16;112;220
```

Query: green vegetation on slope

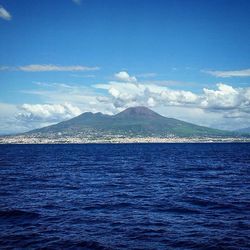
28;106;233;138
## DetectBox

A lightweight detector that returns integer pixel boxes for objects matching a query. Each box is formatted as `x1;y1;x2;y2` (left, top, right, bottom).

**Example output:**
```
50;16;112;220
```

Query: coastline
1;136;250;144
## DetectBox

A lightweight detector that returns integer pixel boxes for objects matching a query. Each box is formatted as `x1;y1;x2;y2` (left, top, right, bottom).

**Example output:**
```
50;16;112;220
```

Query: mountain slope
27;106;232;138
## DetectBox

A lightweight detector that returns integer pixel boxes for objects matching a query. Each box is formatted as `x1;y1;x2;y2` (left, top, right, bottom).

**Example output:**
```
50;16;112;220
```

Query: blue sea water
0;143;249;250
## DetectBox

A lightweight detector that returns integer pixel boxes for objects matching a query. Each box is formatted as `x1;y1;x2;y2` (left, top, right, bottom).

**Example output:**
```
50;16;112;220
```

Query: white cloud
147;97;156;107
0;102;82;134
94;76;250;116
17;103;82;123
95;80;199;108
203;68;250;78
19;64;99;72
0;64;100;72
72;0;82;5
114;71;137;82
0;103;22;134
0;5;11;21
93;77;250;130
201;83;240;110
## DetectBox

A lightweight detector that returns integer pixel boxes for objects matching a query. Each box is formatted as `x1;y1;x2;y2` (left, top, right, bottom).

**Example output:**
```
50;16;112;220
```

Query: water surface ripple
0;143;249;249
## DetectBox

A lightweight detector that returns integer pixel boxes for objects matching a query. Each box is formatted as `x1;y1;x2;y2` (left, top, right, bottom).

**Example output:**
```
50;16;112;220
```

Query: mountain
27;106;232;138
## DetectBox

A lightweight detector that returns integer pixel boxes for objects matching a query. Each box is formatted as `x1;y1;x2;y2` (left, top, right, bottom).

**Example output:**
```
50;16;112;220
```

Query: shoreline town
1;135;250;144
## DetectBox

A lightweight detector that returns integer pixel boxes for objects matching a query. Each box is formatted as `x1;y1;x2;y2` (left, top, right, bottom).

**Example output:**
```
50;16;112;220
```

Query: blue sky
0;0;250;133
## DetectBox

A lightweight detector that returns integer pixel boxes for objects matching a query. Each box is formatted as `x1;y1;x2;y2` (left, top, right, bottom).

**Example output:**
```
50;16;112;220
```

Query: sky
0;0;250;134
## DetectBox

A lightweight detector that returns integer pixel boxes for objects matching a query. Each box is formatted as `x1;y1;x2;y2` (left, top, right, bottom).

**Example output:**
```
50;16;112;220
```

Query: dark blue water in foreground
0;144;249;250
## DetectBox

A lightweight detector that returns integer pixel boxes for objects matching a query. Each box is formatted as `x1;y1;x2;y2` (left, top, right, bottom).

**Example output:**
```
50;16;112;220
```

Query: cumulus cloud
94;75;250;124
0;5;11;21
201;84;240;110
0;64;100;72
203;68;250;78
17;103;82;123
0;102;80;133
95;77;250;130
199;83;250;123
114;71;137;82
95;81;199;109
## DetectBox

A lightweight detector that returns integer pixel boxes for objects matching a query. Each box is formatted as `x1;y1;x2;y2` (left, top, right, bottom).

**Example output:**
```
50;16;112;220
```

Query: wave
0;209;40;220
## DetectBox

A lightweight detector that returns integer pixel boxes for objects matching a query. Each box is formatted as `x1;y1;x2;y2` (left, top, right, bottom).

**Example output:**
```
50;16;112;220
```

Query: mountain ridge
114;106;162;119
26;106;233;138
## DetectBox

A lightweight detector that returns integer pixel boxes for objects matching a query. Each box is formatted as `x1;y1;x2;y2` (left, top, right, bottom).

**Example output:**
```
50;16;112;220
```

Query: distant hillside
26;106;233;138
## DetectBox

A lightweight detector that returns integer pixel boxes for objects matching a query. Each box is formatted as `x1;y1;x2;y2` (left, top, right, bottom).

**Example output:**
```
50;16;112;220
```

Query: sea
0;143;249;250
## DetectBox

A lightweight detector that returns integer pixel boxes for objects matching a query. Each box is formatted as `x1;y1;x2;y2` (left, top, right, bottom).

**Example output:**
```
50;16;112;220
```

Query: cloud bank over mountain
94;72;250;118
0;71;246;134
